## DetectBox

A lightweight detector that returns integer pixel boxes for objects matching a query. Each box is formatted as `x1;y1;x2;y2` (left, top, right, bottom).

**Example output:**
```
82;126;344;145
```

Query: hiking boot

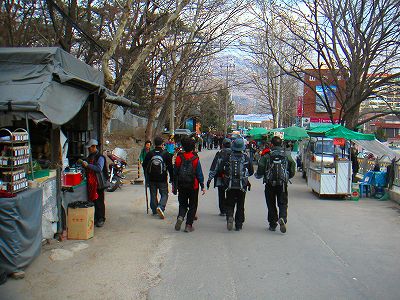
268;226;276;231
235;224;242;231
227;216;234;231
278;218;287;233
175;216;184;231
184;224;194;232
96;219;105;227
156;207;165;219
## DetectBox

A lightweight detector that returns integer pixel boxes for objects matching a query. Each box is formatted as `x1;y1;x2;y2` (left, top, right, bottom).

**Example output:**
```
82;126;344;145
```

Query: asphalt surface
149;149;400;300
1;149;399;299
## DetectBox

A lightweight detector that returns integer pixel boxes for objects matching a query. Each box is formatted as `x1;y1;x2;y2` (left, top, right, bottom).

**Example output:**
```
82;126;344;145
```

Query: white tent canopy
353;139;400;160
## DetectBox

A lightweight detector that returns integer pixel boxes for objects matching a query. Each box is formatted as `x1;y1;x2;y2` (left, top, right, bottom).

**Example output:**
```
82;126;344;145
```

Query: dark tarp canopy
0;47;137;125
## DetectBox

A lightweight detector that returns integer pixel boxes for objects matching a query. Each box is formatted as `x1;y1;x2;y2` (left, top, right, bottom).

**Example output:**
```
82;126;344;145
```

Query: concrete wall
107;107;148;139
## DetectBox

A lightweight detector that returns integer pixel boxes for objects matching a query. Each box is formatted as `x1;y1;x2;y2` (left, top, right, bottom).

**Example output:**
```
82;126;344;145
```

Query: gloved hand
206;180;211;190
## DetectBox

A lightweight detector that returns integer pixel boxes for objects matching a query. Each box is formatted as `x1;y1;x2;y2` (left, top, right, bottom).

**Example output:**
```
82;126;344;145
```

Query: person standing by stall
80;139;109;228
142;136;173;218
255;136;295;233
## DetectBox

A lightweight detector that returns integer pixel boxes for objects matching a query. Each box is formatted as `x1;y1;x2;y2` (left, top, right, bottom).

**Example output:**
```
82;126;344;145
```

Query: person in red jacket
173;136;206;232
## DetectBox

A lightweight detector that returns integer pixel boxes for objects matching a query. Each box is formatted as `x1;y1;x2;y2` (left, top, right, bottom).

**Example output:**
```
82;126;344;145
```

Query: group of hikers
142;134;296;233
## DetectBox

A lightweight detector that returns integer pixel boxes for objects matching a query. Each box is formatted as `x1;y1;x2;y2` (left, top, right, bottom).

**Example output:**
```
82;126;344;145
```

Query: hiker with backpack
207;138;232;216
217;138;254;231
142;136;173;219
173;136;206;232
255;136;295;233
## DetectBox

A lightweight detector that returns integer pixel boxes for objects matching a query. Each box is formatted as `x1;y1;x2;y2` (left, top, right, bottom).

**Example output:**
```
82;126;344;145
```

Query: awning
353;139;400;160
0;47;137;125
308;124;375;140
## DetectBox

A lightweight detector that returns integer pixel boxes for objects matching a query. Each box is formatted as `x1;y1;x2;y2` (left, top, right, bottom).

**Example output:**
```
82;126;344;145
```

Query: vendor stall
306;125;375;197
0;47;137;276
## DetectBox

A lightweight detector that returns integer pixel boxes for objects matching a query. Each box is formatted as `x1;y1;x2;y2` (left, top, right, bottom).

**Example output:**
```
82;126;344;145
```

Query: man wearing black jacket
142;136;173;219
207;138;232;216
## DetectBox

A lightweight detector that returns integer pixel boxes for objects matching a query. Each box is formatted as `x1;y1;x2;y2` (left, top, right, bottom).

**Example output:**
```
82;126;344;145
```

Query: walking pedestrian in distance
255;136;295;233
173;136;206;232
207;138;232;216
217;138;253;231
142;136;173;218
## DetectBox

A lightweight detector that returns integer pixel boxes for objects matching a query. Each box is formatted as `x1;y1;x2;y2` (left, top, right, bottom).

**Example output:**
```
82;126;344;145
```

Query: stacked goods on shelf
0;128;30;194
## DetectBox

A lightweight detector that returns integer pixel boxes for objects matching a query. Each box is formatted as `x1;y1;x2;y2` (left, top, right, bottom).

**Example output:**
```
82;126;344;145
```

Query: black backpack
265;149;289;186
177;153;197;189
147;151;166;176
224;153;248;191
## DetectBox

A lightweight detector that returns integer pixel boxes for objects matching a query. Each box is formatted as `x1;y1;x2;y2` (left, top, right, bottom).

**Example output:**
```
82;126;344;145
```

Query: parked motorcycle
105;147;127;192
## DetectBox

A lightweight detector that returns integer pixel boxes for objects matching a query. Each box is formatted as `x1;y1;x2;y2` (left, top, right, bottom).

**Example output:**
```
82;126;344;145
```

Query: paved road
149;149;400;299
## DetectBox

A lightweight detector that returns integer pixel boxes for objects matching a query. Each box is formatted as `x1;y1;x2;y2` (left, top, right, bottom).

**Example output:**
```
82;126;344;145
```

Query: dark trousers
149;181;169;214
177;188;199;225
226;189;246;227
94;190;105;222
217;186;226;214
264;184;288;227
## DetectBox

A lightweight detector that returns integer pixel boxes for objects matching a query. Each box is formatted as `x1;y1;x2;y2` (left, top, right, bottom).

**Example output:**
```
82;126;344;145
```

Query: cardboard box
67;206;94;240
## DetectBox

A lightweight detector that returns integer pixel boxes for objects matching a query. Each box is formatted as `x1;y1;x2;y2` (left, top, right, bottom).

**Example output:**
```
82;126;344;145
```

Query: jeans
177;188;199;225
264;184;288;227
225;189;246;227
149;181;169;214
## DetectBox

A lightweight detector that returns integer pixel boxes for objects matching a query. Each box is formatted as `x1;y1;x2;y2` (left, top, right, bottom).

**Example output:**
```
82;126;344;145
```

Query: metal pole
225;65;228;136
25;113;35;180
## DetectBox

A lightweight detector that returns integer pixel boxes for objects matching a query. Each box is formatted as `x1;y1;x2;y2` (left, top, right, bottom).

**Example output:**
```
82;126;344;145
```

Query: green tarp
248;127;269;140
282;126;308;141
307;124;375;140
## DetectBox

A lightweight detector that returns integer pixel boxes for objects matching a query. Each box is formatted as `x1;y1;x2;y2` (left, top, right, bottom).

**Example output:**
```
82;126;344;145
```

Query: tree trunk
145;108;157;141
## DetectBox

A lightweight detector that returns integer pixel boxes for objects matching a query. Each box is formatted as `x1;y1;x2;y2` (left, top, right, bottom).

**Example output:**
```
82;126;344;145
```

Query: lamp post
220;62;235;136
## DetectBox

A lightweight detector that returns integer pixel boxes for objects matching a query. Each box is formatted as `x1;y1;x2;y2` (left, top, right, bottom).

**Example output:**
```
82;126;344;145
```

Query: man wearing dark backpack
143;136;173;219
173;136;206;232
207;138;232;216
256;136;295;233
217;138;253;231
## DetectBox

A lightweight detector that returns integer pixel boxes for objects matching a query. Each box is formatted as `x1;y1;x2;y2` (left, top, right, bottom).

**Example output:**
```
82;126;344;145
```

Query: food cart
306;125;375;197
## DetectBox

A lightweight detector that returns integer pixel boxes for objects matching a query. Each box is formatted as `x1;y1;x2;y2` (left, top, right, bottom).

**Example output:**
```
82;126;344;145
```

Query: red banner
296;96;303;117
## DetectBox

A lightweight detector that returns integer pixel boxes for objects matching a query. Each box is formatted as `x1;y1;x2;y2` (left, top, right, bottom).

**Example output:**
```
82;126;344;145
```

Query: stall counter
0;188;43;274
307;160;352;196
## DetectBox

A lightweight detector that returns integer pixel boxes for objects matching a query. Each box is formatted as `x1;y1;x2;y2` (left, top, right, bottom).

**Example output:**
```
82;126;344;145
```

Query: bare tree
265;0;400;129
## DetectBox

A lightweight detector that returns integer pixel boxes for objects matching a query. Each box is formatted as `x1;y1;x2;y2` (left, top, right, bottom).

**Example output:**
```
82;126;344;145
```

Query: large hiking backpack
265;149;289;186
147;151;166;176
224;153;248;191
177;153;197;189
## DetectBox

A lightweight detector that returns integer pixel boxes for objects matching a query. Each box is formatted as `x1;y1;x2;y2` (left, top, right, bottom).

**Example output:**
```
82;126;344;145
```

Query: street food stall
306;125;375;197
0;47;137;276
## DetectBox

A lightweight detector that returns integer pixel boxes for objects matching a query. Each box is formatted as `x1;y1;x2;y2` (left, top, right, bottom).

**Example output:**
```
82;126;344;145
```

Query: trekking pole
144;176;149;214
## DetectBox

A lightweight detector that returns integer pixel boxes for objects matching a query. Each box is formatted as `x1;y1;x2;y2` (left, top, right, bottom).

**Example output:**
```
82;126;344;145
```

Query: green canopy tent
248;127;269;140
307;124;375;140
282;126;309;141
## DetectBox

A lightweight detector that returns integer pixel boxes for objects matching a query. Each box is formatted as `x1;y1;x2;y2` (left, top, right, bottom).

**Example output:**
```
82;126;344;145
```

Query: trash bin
351;183;360;201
